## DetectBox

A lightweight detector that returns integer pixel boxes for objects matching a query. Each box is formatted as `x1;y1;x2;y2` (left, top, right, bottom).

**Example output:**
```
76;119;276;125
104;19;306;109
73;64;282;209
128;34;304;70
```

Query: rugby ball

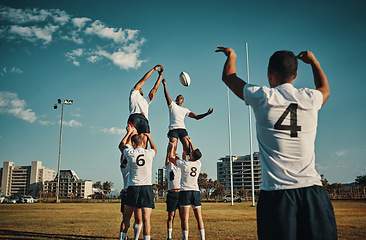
179;72;191;87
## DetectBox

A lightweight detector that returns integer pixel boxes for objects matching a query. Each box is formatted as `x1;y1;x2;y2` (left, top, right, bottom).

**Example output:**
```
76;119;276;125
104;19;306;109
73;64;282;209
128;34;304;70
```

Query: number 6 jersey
123;144;155;186
243;83;323;191
176;159;201;191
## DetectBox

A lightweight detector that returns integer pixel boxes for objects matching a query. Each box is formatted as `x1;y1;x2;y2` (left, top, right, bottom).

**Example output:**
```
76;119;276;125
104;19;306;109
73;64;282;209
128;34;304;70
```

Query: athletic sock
143;235;151;240
119;232;127;240
133;223;142;240
182;230;189;240
199;229;205;240
168;228;173;238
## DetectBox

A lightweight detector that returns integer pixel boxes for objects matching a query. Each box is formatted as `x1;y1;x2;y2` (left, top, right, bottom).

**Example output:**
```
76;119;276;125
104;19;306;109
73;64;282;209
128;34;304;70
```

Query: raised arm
134;64;162;91
215;46;247;100
148;65;164;101
144;132;157;155
162;79;172;106
166;141;179;166
188;108;213;120
118;125;136;152
297;51;330;105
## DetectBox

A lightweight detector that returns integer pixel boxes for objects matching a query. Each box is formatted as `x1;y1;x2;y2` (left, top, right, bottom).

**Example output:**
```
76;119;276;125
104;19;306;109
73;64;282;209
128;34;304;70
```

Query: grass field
0;200;365;239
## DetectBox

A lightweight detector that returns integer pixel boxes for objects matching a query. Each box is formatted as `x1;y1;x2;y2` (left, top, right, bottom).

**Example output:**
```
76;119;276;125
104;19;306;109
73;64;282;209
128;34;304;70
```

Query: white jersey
176;159;201;191
123;144;155;186
168;102;191;130
166;162;181;190
129;88;151;119
243;83;323;191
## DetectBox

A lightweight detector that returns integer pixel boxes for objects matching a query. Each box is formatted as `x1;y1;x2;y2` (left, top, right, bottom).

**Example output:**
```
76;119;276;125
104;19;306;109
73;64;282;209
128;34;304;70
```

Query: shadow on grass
0;229;111;239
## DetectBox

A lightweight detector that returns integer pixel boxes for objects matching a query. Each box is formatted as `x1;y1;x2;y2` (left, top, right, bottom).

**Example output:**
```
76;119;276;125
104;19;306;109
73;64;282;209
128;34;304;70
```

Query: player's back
125;147;155;186
244;83;324;190
177;159;201;191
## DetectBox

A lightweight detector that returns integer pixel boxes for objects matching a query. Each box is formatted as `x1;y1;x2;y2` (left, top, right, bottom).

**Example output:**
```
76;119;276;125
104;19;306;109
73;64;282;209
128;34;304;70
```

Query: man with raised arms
216;46;336;240
165;141;182;240
118;128;143;240
119;125;157;240
169;137;205;240
128;64;164;148
162;78;213;157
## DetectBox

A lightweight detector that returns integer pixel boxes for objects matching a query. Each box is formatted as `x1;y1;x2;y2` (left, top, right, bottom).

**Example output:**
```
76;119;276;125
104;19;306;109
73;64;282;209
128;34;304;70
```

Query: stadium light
53;98;73;203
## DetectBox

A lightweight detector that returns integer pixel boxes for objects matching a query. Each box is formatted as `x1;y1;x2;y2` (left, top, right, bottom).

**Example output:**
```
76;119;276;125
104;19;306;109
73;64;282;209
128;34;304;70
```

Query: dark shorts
166;191;180;212
257;185;337;240
120;190;127;213
128;113;150;134
168;128;188;139
179;190;201;207
125;185;155;209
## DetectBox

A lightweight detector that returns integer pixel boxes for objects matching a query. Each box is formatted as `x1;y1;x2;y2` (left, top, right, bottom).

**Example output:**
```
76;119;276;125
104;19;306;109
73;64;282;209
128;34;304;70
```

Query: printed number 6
137;154;145;166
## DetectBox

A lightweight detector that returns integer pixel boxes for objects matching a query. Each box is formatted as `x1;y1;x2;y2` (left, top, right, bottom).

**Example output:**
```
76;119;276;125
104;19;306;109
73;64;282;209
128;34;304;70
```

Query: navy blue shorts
166;191;180;212
179;190;201;207
120;190;127;213
168;128;188;139
257;185;337;240
125;185;155;209
128;113;150;134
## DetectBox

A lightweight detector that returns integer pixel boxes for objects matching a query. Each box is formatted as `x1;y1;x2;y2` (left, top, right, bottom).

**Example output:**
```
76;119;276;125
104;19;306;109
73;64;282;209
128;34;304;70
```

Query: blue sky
1;0;365;191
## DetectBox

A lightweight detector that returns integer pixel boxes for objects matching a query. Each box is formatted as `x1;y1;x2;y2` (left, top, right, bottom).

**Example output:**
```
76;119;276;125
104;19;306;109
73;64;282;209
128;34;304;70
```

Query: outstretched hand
207;108;213;115
297;51;317;64
162;78;166;85
215;46;237;57
154;64;164;75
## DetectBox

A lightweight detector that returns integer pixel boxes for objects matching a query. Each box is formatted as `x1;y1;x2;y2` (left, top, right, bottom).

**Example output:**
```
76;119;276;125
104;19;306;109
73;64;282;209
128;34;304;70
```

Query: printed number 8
190;167;197;177
137;154;145;166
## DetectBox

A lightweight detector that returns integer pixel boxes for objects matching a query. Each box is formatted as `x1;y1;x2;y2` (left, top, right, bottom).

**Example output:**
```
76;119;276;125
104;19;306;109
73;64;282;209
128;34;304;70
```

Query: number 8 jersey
243;83;323;191
176;159;201;191
123;144;155;186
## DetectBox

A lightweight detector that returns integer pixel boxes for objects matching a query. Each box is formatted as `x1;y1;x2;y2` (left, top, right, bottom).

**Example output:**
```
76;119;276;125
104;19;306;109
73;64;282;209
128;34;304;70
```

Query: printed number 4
274;103;301;137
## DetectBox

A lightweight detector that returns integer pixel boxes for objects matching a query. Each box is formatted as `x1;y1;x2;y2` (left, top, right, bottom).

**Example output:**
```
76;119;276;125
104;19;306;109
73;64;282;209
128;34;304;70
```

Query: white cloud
0;5;146;70
69;112;81;118
62;119;83;127
72;17;91;29
39;120;55;126
10;67;23;74
99;127;125;135
334;150;348;157
8;25;59;44
0;91;37;122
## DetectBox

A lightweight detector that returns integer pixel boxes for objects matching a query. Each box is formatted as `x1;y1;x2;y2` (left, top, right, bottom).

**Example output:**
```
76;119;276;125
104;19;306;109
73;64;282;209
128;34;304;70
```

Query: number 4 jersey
243;83;323;191
176;159;201;191
123;144;155;186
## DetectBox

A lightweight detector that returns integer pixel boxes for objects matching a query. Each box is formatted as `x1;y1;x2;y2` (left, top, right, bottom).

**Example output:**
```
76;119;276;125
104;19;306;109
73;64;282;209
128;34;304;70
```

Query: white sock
133;223;142;240
199;229;205;240
182;230;189;240
119;232;127;240
144;235;151;240
168;228;173;238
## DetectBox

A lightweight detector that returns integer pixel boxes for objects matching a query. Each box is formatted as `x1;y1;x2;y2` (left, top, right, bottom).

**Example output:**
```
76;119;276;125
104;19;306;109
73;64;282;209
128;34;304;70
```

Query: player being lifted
162;78;213;157
118;128;143;240
128;64;164;148
168;137;205;240
119;125;157;240
165;141;182;240
216;46;336;240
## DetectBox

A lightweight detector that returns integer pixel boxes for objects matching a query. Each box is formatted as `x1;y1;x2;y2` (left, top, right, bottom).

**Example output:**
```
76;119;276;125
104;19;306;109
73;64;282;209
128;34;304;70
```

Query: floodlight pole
246;42;256;207
227;87;234;206
54;99;73;203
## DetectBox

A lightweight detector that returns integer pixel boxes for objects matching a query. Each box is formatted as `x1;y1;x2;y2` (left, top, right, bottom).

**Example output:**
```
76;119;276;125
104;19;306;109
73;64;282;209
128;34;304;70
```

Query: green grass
0;200;365;239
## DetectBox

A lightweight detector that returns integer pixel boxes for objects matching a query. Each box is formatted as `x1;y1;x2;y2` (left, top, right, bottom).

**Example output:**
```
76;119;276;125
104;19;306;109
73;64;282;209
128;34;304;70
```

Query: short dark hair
131;134;142;146
192;149;202;161
268;51;298;82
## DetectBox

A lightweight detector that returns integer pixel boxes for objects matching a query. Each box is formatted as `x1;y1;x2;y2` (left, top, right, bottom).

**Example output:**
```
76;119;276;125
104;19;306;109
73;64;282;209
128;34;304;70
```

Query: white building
44;170;93;199
217;152;261;194
0;161;56;197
